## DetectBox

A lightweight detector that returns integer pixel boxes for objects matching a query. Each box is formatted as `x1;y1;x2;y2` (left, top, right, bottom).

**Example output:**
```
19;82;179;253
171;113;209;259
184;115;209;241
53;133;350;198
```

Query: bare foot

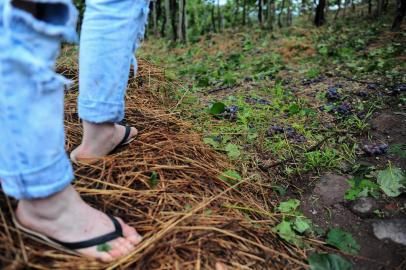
16;185;142;262
71;121;138;160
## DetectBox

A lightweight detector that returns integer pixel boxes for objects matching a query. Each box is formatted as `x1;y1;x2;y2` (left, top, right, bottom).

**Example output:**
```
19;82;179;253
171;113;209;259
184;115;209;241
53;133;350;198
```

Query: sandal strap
49;215;123;250
117;126;132;147
110;125;132;154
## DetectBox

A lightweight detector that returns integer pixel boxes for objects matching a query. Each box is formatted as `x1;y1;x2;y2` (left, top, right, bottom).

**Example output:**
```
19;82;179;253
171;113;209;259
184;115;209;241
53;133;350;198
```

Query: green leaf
149;172;159;188
203;137;220;148
273;220;302;246
389;144;406;158
326;228;360;254
309;253;353;270
289;103;301;115
219;170;241;184
97;243;112;252
225;143;241;159
276;199;300;213
209;102;226;115
294;216;312;233
344;178;379;201
272;185;287;196
377;166;406;197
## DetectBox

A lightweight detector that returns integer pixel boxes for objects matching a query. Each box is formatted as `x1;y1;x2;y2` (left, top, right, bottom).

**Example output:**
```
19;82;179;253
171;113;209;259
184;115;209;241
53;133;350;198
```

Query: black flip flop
14;214;123;253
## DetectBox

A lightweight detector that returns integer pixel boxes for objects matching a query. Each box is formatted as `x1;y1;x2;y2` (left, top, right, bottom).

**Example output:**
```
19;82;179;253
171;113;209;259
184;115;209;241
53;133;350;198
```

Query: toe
79;247;114;262
108;246;123;259
130;127;138;138
111;237;129;256
116;217;142;245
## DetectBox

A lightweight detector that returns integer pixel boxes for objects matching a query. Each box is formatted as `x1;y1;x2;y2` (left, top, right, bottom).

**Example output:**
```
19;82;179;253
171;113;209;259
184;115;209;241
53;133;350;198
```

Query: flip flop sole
13;217;79;256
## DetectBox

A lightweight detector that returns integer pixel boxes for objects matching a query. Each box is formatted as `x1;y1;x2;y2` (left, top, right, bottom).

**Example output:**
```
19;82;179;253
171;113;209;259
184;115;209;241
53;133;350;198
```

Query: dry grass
0;57;308;269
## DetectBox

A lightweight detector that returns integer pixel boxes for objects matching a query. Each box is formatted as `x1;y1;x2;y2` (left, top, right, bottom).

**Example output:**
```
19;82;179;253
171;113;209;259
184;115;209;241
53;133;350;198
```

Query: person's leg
0;0;141;261
72;0;149;159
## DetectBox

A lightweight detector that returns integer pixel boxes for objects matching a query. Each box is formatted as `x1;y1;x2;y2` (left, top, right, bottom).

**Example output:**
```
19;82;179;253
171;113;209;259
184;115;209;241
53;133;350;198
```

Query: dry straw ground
0;56;308;269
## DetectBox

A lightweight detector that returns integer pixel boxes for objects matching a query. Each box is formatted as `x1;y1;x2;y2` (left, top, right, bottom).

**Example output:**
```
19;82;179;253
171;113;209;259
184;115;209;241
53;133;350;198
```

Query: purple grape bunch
335;102;352;116
326;87;341;101
221;105;238;121
245;97;271;105
367;83;378;90
301;76;325;86
267;125;306;143
356;91;368;98
362;143;388;156
392;83;406;95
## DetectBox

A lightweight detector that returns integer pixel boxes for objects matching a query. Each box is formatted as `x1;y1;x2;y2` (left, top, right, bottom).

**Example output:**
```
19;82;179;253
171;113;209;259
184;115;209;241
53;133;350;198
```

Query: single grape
367;83;378;90
326;87;341;101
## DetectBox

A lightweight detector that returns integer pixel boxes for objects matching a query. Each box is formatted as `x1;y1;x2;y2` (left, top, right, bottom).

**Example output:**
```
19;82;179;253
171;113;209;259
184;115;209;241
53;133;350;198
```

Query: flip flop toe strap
49;215;123;250
110;125;132;154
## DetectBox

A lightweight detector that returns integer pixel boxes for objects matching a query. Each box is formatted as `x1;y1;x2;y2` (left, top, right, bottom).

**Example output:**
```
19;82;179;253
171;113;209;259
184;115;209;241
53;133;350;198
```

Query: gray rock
314;173;350;205
351;197;377;216
373;219;406;246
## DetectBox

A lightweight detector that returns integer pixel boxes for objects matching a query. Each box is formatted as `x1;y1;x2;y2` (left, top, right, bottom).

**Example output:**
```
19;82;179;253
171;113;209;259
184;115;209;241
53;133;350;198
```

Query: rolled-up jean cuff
0;153;73;199
78;99;124;123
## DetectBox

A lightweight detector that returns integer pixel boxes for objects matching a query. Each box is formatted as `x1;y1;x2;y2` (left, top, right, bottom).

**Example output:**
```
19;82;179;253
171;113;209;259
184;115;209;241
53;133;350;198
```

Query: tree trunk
170;0;177;41
217;0;222;31
335;0;341;19
164;0;171;38
268;0;275;29
375;0;384;17
315;0;326;26
368;0;372;14
287;0;292;26
211;1;217;31
392;0;406;29
234;0;239;25
278;0;285;28
258;0;264;27
152;0;158;36
243;0;247;25
177;0;186;43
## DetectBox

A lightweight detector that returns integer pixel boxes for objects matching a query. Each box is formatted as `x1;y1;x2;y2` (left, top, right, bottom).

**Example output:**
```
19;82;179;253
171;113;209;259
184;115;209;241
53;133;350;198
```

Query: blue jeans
0;0;149;199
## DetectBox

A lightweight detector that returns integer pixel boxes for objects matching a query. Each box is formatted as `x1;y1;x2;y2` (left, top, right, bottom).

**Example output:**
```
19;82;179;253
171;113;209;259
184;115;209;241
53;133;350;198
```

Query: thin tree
258;0;264;27
177;0;186;42
278;0;286;28
315;0;326;26
392;0;406;29
243;0;247;25
152;0;158;36
267;0;275;30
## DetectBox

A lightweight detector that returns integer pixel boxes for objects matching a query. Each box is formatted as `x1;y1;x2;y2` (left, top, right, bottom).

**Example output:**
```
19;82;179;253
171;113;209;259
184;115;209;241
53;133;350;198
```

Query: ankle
81;121;116;146
17;185;78;222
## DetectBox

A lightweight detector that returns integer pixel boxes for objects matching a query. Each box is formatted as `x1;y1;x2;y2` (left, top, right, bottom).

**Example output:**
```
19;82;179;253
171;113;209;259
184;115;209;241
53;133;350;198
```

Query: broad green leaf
309;253;353;270
225;143;241;159
273;220;302;246
326;229;360;254
344;178;379;200
377;166;406;197
219;170;241;184
209;102;226;115
294;216;312;233
276;199;300;213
